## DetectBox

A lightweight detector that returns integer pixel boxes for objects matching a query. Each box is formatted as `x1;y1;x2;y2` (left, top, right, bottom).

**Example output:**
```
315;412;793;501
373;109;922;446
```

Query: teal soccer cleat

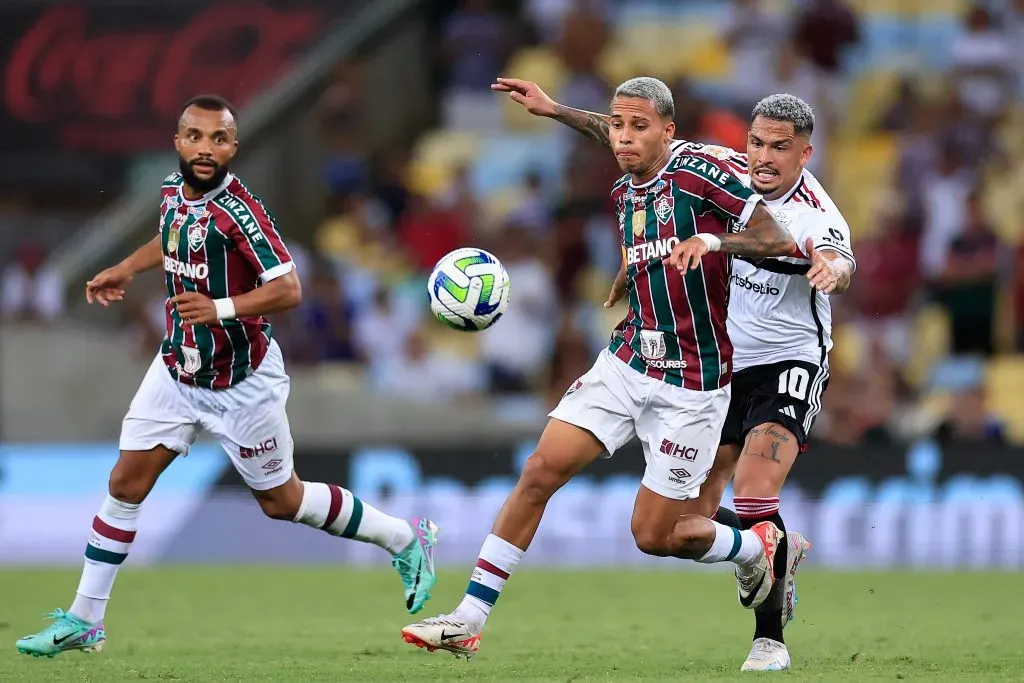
16;609;106;658
392;518;439;614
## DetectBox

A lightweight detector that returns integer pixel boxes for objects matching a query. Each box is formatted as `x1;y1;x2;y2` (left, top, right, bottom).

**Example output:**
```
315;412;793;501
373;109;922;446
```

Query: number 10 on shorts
778;367;810;401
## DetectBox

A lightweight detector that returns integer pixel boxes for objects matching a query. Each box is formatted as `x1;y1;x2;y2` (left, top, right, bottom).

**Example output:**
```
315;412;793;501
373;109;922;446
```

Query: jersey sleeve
793;212;856;269
670;154;762;229
226;191;295;283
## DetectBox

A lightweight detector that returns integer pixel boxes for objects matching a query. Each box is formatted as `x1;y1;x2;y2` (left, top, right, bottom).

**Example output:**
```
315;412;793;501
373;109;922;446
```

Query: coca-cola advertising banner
0;1;344;156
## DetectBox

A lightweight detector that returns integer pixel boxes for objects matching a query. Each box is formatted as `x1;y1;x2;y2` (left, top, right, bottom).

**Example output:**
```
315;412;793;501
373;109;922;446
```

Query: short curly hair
751;93;814;136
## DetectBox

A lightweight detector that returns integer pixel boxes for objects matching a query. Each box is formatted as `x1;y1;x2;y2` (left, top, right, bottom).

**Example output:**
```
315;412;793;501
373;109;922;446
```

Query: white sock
695;521;764;568
69;495;141;624
454;534;524;628
293;482;413;554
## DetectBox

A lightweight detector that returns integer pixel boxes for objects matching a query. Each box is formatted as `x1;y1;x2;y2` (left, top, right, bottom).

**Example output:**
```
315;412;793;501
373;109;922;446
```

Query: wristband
694;233;722;252
213;298;236;320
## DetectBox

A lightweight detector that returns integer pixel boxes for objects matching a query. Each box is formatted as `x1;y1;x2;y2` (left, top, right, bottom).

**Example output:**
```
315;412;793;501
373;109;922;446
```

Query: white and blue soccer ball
428;247;510;332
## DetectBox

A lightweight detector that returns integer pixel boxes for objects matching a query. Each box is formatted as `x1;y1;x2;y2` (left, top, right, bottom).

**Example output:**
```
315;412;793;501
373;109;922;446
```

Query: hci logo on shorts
660;439;697;461
240;438;278;460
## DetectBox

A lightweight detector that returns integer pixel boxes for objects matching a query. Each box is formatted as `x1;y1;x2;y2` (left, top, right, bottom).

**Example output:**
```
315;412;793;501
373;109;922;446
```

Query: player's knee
632;526;671;557
732;471;783;499
107;469;150;505
256;495;300;521
516;452;571;504
251;475;304;520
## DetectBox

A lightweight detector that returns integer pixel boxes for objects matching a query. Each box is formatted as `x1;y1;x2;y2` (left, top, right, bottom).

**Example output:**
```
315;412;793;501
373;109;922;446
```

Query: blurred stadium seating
1;0;1022;447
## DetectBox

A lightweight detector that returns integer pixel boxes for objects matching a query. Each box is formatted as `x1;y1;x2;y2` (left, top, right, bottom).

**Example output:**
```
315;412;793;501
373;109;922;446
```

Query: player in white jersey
493;79;854;672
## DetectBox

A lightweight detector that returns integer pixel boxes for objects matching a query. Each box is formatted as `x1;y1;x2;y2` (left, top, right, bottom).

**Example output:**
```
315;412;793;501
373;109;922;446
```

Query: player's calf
255;474;439;614
270;476;416;553
630;489;782;609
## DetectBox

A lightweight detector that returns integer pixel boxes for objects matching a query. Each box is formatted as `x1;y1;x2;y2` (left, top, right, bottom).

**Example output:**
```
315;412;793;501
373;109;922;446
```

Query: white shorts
119;339;293;491
548;348;730;500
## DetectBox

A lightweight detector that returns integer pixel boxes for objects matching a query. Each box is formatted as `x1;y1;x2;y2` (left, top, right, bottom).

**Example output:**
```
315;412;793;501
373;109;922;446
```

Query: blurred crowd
4;0;1024;445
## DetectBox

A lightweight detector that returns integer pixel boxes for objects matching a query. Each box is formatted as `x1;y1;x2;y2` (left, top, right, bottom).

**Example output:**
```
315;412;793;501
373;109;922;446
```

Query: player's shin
691;518;766;568
736;497;787;643
453;534;524;628
451;470;562;627
69;495;141;624
293;481;414;553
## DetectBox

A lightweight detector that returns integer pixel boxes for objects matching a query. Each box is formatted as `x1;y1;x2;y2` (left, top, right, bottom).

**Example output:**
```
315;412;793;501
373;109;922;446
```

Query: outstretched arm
666;203;796;273
551;104;611;149
492;77;611;149
716;203;797;258
85;236;162;306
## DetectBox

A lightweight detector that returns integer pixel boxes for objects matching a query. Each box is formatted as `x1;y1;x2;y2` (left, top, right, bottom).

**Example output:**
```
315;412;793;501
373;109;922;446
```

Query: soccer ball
428;247;510;332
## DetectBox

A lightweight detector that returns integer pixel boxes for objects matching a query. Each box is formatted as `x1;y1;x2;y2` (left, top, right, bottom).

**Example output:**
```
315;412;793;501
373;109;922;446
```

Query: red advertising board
0;1;344;157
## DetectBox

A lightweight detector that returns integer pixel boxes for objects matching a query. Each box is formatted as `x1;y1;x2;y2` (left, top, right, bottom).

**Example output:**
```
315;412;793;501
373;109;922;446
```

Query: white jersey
669;140;855;373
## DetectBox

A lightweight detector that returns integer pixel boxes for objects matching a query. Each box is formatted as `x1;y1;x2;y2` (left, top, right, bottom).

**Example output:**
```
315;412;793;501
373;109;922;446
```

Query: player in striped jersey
402;77;799;658
16;95;438;659
494;79;855;672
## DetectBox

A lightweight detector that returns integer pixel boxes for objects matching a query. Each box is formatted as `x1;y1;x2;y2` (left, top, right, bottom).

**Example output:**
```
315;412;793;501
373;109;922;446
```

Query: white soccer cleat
401;614;482;659
736;521;784;610
740;637;791;671
782;531;811;628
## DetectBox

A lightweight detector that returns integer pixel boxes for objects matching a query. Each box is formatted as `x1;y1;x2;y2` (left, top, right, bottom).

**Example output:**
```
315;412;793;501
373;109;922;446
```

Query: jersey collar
179;172;235;206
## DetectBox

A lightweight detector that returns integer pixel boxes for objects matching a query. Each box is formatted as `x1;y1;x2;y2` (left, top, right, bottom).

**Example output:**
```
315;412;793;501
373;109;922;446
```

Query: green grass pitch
1;568;1022;681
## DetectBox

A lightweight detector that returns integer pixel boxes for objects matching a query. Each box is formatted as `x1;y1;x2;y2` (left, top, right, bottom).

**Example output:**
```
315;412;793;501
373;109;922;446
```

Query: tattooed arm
551;103;611;149
666;203;796;273
717;203;797;258
491;77;611;148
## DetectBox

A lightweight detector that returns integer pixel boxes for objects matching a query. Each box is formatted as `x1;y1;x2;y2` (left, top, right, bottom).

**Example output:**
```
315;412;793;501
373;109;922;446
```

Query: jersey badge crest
632;209;647;237
654;196;673;224
773;210;792;226
188;222;209;252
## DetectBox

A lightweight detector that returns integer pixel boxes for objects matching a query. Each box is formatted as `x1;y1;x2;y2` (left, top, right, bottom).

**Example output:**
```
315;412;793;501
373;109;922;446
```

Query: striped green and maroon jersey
158;172;294;389
609;152;763;391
